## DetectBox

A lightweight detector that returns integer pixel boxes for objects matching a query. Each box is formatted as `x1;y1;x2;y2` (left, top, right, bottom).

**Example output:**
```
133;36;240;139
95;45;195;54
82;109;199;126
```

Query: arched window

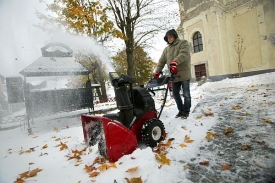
193;32;203;53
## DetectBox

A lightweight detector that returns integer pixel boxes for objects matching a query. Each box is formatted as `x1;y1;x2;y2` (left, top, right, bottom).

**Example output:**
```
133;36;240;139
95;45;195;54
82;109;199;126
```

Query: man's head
164;29;178;44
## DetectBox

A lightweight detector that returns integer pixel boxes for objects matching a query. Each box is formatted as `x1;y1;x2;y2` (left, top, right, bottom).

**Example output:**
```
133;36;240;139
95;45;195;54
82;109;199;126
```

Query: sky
0;0;179;78
0;72;275;183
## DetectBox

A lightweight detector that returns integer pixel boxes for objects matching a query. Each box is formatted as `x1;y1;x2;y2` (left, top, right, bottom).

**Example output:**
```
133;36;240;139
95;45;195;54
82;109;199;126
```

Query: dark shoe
175;111;184;118
181;113;189;119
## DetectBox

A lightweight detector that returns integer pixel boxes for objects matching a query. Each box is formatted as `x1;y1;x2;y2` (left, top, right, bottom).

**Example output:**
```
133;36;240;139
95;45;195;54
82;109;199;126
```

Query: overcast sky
0;0;179;78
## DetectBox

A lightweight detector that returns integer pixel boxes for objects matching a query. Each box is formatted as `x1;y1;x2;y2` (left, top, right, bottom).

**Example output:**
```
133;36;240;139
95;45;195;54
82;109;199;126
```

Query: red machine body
81;72;169;162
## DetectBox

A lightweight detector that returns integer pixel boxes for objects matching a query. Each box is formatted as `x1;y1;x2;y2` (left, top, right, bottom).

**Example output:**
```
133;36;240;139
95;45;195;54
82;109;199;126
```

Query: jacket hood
164;29;178;43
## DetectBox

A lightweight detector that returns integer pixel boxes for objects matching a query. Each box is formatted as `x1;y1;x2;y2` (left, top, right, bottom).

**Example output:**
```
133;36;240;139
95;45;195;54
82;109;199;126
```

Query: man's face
167;34;175;43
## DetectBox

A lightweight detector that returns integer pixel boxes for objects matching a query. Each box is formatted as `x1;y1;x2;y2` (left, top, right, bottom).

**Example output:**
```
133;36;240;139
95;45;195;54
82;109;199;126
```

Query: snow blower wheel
141;119;165;147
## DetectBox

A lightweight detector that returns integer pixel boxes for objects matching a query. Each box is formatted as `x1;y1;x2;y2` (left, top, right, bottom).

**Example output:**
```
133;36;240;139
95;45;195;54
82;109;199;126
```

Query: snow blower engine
81;72;171;162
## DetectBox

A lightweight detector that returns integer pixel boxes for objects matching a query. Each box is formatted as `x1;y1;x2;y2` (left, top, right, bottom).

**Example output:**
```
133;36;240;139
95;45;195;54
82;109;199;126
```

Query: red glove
154;71;160;79
170;60;178;74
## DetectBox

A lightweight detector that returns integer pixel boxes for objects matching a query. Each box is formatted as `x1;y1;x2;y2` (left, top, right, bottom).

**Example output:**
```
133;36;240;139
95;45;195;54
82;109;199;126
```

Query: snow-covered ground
1;72;275;183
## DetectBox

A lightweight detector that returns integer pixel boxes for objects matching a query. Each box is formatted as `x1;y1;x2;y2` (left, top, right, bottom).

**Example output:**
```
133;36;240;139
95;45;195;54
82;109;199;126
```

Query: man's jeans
172;80;191;113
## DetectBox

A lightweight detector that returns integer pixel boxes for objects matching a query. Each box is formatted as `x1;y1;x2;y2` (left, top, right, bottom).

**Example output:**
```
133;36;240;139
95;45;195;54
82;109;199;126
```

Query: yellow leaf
24;150;32;153
183;165;189;170
126;166;138;172
129;177;142;183
196;115;203;119
205;132;217;139
59;142;68;151
232;105;242;110
98;164;116;171
155;154;170;165
223;127;233;135
19;168;42;179
236;117;243;120
42;144;48;149
109;163;117;168
89;171;100;177
14;178;24;183
262;118;272;123
84;165;96;173
184;135;194;143
29;168;42;177
180;144;187;148
55;138;61;141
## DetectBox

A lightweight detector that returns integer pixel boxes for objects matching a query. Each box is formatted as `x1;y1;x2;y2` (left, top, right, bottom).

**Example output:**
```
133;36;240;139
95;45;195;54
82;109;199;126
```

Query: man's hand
154;71;160;79
170;60;178;74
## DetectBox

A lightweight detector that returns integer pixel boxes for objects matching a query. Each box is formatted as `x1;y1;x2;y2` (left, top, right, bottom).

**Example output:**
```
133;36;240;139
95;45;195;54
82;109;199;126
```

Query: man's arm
156;47;167;72
174;40;190;65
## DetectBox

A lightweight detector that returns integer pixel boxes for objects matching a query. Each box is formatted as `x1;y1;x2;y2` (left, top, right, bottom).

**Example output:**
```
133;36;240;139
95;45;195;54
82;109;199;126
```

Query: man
154;29;191;119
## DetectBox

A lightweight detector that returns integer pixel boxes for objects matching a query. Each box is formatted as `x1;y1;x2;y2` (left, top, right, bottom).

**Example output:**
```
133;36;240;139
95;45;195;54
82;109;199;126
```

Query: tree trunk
126;46;135;77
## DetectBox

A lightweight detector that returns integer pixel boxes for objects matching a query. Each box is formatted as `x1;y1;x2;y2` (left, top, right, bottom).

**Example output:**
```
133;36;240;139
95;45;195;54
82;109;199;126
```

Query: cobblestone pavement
187;84;275;183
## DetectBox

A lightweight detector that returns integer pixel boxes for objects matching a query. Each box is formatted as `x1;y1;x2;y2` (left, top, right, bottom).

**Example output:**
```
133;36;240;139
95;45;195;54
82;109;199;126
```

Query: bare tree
234;34;246;78
105;0;179;77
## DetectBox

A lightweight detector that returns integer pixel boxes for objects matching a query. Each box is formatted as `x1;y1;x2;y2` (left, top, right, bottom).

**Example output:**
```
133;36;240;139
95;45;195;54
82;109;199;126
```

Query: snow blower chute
81;72;171;162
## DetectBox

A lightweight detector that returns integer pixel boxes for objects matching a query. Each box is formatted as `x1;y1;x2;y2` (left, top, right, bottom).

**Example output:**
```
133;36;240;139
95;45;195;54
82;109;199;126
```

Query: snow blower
81;72;171;162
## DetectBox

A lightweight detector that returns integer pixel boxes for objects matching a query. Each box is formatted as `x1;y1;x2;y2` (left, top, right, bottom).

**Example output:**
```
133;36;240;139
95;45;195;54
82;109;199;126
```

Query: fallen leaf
92;157;106;165
129;177;142;183
155;154;171;165
184;135;194;143
205;132;217;140
89;171;100;177
183;165;189;170
58;142;68;151
221;163;230;170
196;115;203;119
29;162;35;165
223;127;233;135
241;144;251;150
98;164;110;171
42;144;48;149
84;165;96;173
125;178;131;183
199;161;209;166
126;166;138;172
232;105;242;110
18;168;42;181
180;144;186;148
14;178;24;183
262;118;272;123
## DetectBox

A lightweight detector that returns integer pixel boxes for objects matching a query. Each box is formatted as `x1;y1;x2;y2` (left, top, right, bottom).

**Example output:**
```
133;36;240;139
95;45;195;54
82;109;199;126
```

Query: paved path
187;84;275;183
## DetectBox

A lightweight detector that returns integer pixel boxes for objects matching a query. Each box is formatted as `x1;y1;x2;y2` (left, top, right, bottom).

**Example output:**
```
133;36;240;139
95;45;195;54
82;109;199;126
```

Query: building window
193;32;203;53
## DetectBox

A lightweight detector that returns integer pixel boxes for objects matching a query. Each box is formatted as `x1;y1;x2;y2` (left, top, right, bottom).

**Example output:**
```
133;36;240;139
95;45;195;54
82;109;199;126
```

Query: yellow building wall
179;0;275;80
232;8;262;72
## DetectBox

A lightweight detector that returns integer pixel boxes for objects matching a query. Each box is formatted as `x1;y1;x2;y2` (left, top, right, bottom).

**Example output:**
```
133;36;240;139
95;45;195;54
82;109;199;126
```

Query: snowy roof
19;42;91;77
